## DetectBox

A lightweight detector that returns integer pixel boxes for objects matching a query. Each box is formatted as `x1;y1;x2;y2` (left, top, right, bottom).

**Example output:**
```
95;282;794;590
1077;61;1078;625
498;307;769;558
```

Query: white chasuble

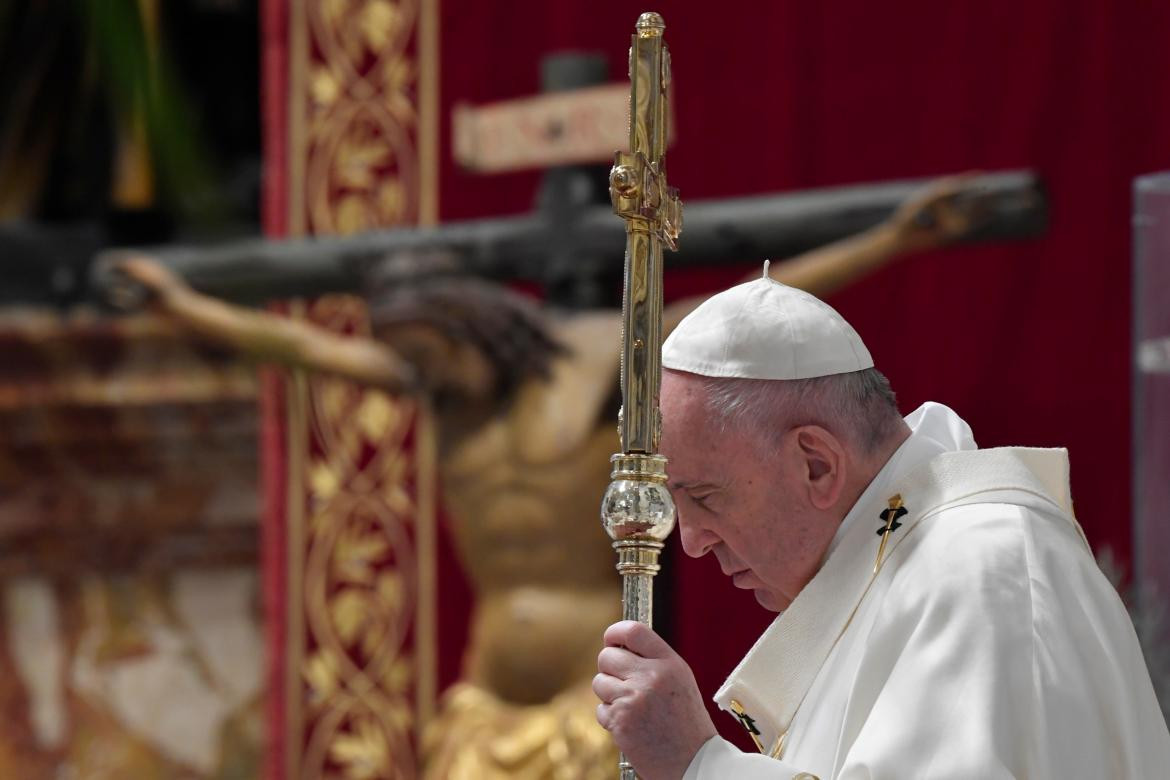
684;403;1170;779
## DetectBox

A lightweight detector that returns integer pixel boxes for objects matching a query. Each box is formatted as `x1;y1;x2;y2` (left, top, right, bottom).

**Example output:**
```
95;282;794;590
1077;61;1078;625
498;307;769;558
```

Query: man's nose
678;517;717;558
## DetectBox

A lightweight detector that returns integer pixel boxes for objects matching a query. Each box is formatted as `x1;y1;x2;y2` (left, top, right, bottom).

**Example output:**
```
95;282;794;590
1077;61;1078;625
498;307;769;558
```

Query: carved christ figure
116;177;979;776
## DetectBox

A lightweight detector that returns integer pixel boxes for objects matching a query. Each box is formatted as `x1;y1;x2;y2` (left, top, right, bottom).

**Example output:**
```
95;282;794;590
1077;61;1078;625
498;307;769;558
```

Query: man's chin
753;589;789;613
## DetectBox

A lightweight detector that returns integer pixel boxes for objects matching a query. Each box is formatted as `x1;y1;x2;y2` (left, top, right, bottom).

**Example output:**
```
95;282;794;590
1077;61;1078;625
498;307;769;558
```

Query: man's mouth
731;570;753;588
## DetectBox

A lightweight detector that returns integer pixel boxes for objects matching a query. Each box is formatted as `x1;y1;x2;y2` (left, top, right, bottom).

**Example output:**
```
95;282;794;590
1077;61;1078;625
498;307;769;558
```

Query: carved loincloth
422;680;615;779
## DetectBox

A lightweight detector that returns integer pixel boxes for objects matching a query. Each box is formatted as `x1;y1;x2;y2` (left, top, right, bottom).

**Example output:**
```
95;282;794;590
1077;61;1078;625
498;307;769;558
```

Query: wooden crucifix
94;53;1045;780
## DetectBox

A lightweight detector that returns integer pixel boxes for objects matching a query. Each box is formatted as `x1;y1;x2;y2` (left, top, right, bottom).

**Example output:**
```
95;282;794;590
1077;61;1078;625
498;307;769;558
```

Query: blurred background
1;0;1169;777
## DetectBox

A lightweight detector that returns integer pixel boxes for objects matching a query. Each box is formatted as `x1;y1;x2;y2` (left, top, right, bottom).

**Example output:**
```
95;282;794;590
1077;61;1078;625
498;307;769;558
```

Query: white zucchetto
662;262;874;380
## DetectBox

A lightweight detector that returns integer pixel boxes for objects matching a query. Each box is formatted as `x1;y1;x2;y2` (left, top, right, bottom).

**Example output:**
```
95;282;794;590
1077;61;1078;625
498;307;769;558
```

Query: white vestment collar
824;401;978;559
712;402;1082;752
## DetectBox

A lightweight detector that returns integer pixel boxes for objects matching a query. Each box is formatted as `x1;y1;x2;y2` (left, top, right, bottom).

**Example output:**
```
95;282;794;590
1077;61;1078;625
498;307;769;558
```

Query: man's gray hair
689;367;904;455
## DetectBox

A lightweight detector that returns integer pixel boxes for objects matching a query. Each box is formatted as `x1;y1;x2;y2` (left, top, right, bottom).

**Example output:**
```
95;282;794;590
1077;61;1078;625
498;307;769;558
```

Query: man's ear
794;425;846;510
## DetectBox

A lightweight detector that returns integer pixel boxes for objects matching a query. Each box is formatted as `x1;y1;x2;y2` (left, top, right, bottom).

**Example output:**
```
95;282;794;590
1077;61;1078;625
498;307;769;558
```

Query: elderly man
594;274;1170;778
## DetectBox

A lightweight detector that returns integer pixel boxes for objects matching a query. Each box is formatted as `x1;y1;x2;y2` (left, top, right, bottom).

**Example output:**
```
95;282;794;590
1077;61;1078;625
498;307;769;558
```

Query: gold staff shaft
600;11;682;780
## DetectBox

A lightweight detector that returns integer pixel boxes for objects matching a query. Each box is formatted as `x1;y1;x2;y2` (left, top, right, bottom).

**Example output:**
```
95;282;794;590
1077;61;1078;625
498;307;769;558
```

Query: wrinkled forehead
660;370;717;452
661;367;707;411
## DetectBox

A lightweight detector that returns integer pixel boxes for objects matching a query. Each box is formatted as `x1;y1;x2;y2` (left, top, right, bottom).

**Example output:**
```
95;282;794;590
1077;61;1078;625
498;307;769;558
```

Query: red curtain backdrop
259;2;289;776
432;0;1170;746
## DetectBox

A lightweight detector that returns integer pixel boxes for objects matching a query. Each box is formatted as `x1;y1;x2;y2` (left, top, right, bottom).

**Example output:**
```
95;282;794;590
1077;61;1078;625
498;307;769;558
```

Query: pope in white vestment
594;272;1170;780
687;401;1170;779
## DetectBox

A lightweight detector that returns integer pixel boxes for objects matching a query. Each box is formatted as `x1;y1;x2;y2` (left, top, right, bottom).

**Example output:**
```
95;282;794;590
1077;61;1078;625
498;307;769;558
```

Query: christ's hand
887;172;988;253
595;620;717;779
109;254;188;308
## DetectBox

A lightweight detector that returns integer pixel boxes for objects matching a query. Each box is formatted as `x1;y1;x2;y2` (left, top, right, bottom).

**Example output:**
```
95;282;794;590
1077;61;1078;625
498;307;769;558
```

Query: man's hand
594;620;717;780
885;173;988;254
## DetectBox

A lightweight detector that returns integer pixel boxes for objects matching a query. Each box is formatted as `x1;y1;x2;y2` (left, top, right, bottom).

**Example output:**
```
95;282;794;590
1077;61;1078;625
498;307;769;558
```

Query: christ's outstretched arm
114;256;421;393
663;175;985;334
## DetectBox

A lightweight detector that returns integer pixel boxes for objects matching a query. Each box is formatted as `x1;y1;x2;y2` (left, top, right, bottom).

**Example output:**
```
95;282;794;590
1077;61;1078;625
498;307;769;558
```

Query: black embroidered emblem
734;709;762;737
875;504;908;535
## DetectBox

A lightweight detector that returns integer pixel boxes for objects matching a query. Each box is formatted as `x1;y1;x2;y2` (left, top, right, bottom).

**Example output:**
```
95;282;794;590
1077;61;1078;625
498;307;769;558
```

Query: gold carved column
283;1;439;777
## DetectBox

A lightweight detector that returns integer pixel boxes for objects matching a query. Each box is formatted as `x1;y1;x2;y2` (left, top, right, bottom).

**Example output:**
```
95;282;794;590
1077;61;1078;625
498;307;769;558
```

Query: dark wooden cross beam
91;169;1046;311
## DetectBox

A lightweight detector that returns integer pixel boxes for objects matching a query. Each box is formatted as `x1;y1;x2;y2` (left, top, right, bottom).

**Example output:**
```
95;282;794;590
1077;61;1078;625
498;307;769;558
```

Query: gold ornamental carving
285;1;438;778
291;0;437;236
295;298;425;780
288;294;436;780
